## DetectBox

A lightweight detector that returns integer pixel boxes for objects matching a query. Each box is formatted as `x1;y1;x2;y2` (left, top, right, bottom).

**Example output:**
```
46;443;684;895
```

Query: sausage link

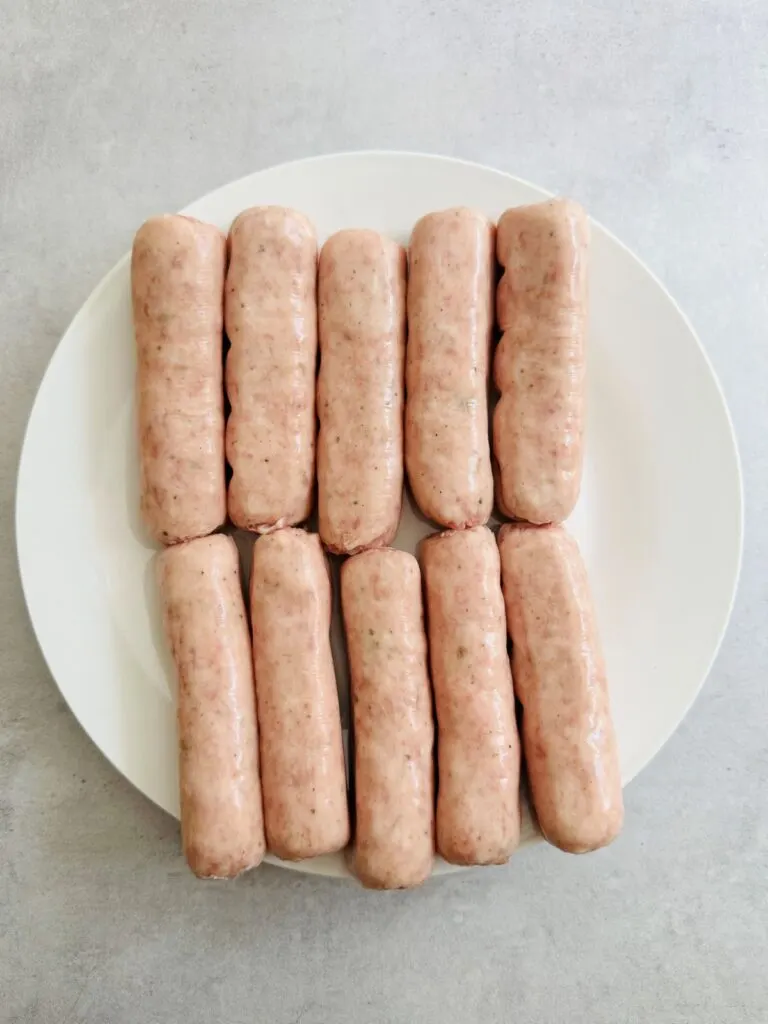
157;535;265;878
497;523;623;852
225;208;317;532
250;528;349;859
406;209;495;528
494;200;589;524
342;548;435;888
421;526;520;865
317;230;406;554
133;215;226;544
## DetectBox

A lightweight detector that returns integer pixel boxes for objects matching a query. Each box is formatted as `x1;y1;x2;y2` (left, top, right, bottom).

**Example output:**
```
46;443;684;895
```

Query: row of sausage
133;200;588;549
157;522;623;888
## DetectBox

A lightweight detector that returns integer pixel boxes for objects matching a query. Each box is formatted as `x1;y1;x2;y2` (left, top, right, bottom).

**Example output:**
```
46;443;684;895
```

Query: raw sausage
406;208;495;528
133;215;226;544
225;207;317;532
317;230;406;554
250;528;349;859
497;523;623;852
421;526;520;865
342;548;434;888
494;200;589;524
156;534;265;878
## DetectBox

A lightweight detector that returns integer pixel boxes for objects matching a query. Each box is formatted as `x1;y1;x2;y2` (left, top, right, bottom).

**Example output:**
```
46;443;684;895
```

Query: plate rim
15;149;744;879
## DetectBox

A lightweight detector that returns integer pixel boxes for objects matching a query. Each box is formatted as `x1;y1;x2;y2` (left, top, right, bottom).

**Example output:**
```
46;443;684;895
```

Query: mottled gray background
2;1;767;1021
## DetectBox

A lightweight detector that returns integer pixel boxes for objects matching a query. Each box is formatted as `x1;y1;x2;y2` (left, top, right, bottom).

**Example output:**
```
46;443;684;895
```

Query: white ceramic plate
16;152;743;878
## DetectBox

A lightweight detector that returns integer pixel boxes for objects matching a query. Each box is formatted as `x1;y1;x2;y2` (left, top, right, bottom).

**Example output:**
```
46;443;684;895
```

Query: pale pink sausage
494;200;589;524
157;535;265;878
498;523;623;853
421;526;521;865
342;549;434;888
133;215;226;544
250;528;349;860
317;230;406;555
225;208;317;532
406;209;495;529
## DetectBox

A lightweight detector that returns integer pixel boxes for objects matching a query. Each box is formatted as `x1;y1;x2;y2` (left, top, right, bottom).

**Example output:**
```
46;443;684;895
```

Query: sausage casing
157;534;265;878
250;528;349;859
494;200;589;524
342;548;434;888
317;230;406;554
225;207;317;532
406;208;495;528
498;523;623;852
421;526;520;865
133;215;226;544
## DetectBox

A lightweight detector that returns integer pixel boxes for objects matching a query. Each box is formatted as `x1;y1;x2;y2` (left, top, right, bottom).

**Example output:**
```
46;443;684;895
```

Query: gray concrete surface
2;1;767;1021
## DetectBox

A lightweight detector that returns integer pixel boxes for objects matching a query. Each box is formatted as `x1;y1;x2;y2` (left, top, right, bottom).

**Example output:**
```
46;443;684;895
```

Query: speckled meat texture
341;548;435;889
250;528;350;860
225;207;317;533
421;526;520;865
317;229;406;555
132;215;226;545
494;200;589;525
406;208;495;529
498;523;623;853
156;535;265;879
